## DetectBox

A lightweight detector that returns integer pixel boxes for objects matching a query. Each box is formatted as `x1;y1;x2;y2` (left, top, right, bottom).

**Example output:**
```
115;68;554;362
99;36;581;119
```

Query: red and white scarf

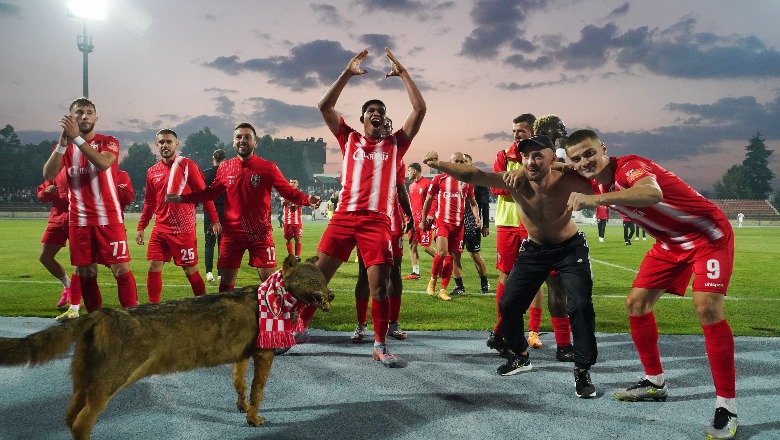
257;270;306;349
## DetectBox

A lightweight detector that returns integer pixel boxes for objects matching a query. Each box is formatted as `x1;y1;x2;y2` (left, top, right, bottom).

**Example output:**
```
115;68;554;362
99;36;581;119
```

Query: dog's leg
246;349;275;427
70;393;113;440
232;359;250;413
65;388;87;432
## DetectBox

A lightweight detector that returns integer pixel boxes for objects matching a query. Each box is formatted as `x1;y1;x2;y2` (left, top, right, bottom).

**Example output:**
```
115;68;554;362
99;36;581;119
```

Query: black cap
518;135;554;151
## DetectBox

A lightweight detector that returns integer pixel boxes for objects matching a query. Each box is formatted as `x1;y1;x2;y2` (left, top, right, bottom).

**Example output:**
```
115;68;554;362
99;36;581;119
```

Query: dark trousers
623;221;635;243
500;231;597;367
597;219;607;238
204;218;221;274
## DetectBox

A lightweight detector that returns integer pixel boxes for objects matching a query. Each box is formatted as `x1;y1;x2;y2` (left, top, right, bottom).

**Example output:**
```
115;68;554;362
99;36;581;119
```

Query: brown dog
0;254;333;440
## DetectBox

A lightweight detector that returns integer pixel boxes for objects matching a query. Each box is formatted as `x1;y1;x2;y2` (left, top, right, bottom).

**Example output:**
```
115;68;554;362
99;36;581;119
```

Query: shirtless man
422;134;598;399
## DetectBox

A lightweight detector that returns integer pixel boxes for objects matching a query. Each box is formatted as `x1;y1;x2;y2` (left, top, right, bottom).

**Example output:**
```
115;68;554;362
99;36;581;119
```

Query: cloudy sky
1;0;779;191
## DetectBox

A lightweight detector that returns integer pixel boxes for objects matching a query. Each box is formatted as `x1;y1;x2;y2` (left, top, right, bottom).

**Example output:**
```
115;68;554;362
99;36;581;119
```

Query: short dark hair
565;129;600;148
234;122;257;138
360;99;386;123
408;162;422;172
212;148;226;162
513;113;535;126
156;128;177;138
69;97;96;113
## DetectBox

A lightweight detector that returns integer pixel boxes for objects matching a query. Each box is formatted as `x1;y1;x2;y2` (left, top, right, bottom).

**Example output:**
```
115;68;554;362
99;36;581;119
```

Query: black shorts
464;227;481;253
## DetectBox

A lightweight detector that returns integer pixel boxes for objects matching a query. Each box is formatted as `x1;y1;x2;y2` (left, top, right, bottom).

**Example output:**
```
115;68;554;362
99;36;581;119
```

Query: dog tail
0;319;84;366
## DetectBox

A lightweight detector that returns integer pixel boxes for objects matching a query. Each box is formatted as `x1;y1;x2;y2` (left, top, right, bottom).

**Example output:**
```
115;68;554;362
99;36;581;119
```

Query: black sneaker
497;353;532;376
574;367;596;398
704;407;738;440
556;344;575;362
450;286;465;295
486;331;505;351
481;281;490;294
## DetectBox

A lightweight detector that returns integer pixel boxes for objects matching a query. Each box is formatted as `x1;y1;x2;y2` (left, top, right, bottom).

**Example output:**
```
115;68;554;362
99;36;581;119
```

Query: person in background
621;212;635;245
203;149;227;283
403;162;436;280
595;205;609;242
281;178;305;261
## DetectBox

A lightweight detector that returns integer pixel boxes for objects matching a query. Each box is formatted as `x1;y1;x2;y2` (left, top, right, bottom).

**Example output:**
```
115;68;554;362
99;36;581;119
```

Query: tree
180;127;223;170
714;133;775;199
119;142;158;197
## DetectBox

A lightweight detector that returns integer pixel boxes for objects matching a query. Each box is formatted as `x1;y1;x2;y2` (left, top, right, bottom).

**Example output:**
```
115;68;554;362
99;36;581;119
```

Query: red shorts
408;227;432;247
69;224;131;266
391;232;404;259
41;222;68;247
283;224;303;240
434;220;464;254
146;229;198;267
496;225;525;273
219;233;276;269
318;211;392;267
632;231;734;295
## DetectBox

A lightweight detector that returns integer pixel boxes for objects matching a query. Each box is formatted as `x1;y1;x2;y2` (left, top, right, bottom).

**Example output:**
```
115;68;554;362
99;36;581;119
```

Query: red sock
147;271;162;303
371;297;389;343
81;275;102;312
494;281;504;333
218;283;235;292
116;272;138;307
630;312;663;376
440;255;453;289
299;304;317;328
431;255;443;279
295;242;302;257
286;242;293;255
187;272;206;296
528;307;543;332
551;316;571;346
703;319;736;398
389;296;402;322
69;273;82;306
355;298;369;325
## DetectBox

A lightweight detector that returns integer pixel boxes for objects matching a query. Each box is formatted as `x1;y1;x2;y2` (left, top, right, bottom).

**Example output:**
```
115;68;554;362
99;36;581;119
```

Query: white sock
412;265;420;274
716;396;737;414
645;373;665;387
70;304;80;312
59;275;70;288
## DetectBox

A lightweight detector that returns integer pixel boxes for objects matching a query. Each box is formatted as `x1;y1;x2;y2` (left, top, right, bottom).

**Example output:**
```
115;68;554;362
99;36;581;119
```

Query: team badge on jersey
250;174;262;187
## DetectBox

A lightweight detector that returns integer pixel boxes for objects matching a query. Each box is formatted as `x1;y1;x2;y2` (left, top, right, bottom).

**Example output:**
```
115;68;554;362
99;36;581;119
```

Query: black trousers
623;221;635;242
203;217;221;274
597;219;607;238
500;231;597;367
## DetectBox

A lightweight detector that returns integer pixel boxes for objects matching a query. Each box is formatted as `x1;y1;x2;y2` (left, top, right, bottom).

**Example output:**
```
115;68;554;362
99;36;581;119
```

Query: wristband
73;136;86;146
54;144;67;154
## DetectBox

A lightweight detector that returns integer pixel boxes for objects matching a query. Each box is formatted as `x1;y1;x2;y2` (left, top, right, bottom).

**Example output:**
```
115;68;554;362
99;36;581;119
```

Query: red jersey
595;205;609;220
116;170;135;210
334;118;411;218
182;155;310;242
593;155;731;251
37;168;69;227
408;175;432;225
428;173;474;226
283;202;302;227
138;156;218;235
61;134;125;226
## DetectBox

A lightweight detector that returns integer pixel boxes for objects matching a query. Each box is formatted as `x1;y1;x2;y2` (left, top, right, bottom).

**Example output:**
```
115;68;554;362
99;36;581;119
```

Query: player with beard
423;134;599;399
295;48;426;366
166;123;320;289
136;129;220;303
42;97;138;317
565;129;738;439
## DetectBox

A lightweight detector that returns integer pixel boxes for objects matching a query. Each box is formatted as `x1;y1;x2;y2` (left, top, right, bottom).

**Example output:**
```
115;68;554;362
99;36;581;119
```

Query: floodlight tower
77;21;94;97
68;0;106;98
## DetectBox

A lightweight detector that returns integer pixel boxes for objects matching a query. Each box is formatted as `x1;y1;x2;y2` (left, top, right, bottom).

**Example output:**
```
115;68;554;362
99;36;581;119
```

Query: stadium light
67;0;107;97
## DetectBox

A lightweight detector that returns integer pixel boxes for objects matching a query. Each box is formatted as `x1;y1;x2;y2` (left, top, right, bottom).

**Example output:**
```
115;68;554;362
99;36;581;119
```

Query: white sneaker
598;237;604;242
206;272;215;282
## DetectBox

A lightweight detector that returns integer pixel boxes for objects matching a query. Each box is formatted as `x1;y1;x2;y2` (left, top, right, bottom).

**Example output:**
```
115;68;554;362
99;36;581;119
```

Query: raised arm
422;152;510;191
318;49;368;134
384;48;426;141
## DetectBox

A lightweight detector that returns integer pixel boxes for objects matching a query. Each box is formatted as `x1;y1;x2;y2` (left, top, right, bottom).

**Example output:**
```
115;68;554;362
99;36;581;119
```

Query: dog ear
282;253;297;275
305;256;319;265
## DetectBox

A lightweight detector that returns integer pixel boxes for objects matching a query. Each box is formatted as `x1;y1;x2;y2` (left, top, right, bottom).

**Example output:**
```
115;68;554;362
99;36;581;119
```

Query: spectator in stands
737;212;744;228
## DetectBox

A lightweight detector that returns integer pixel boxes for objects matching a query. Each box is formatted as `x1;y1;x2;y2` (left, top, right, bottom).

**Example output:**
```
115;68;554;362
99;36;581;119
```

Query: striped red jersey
428;173;474;226
61;134;124;226
594;155;731;251
283;203;302;227
334;118;411;218
182;155;310;242
138;156;218;235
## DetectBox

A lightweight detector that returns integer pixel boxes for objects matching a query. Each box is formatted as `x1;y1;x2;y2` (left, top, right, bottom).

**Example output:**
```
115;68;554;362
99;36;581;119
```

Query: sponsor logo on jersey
67;165;94;177
352;149;389;161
